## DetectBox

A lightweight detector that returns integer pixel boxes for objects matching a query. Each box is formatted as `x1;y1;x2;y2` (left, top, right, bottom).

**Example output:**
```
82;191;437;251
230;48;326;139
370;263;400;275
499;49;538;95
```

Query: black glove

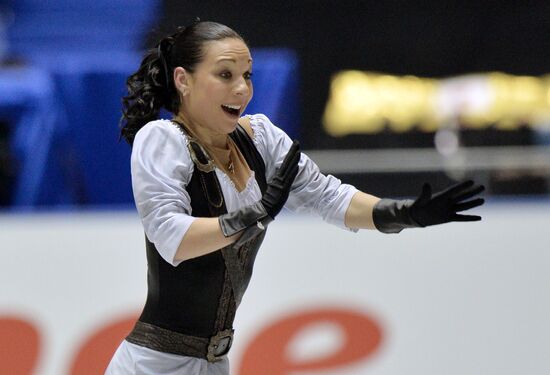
218;141;301;241
373;180;485;233
409;180;485;226
261;140;301;219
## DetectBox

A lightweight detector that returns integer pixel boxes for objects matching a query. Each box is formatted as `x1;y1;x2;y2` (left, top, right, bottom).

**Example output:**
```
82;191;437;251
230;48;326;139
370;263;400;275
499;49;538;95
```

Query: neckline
216;169;257;195
170;119;253;193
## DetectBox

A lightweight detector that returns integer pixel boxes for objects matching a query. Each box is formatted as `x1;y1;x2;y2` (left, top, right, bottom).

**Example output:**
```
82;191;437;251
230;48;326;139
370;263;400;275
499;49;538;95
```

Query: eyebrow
216;58;253;64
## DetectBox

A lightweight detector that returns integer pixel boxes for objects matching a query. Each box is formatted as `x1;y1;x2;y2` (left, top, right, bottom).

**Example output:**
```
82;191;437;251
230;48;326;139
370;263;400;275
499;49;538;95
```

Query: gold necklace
227;154;235;174
173;116;235;174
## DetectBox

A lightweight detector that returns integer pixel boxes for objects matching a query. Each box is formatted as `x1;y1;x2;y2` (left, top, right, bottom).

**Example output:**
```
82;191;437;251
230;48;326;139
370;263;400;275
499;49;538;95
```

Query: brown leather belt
126;321;234;363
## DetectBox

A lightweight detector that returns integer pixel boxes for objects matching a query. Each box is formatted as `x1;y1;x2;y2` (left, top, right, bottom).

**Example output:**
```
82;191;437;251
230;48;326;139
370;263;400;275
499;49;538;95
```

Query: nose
234;77;251;97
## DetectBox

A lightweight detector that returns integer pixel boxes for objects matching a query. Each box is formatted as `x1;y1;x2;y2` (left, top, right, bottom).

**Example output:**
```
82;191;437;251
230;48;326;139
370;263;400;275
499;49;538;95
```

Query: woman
106;20;484;375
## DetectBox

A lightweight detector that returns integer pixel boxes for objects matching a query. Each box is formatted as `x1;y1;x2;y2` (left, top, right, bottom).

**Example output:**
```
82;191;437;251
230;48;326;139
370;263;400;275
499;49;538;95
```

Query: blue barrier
0;67;73;207
245;48;300;140
6;0;159;56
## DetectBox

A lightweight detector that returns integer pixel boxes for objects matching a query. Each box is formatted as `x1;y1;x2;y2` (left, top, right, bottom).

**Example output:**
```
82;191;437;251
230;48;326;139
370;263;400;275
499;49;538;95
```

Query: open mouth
221;104;241;117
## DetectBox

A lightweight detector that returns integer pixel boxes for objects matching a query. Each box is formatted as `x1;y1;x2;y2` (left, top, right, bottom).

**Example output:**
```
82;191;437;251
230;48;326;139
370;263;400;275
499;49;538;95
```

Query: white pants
105;340;230;375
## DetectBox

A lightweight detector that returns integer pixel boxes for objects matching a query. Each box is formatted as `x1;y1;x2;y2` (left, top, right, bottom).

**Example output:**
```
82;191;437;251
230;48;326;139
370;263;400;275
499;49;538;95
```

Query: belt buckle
207;329;234;362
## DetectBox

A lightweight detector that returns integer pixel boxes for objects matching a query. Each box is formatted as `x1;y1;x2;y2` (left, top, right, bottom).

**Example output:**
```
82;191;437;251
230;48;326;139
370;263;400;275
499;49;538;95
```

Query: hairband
156;22;197;89
157;38;173;89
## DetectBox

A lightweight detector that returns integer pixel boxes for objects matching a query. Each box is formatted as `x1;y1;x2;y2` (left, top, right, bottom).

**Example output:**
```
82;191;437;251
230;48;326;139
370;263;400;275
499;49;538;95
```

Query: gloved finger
453;184;485;202
441;180;475;198
414;183;432;206
288;143;301;169
451;213;482;222
284;163;299;187
454;198;484;212
282;150;301;181
280;165;299;193
272;150;299;183
269;163;298;192
279;140;300;173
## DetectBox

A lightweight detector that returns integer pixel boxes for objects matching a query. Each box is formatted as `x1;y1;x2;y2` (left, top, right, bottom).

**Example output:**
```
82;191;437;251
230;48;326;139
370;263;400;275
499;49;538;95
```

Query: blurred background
0;1;549;374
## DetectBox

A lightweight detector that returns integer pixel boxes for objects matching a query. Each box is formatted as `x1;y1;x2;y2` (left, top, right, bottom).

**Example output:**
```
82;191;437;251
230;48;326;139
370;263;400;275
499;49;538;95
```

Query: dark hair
120;21;245;144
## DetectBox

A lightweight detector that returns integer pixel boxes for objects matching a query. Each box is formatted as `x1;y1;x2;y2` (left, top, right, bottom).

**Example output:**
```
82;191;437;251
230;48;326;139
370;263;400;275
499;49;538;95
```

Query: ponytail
120;32;179;145
120;21;246;145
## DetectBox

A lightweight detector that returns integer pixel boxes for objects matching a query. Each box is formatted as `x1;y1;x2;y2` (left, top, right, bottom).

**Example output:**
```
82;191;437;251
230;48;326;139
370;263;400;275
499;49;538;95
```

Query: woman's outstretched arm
344;191;381;230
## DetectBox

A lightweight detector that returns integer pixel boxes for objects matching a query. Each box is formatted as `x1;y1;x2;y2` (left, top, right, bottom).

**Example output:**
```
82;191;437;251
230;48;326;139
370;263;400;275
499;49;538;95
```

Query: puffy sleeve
131;120;196;266
247;114;358;231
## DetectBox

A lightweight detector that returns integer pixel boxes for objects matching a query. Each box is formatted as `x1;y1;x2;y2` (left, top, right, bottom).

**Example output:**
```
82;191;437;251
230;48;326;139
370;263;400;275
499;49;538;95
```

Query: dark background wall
155;1;550;149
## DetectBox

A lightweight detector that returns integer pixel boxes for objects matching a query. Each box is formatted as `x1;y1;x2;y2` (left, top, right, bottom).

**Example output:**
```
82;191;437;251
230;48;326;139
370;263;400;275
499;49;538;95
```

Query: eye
244;71;253;80
220;71;232;79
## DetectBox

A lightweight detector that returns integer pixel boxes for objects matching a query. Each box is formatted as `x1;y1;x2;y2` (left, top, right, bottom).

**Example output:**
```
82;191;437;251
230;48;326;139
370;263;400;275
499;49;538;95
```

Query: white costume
106;114;358;374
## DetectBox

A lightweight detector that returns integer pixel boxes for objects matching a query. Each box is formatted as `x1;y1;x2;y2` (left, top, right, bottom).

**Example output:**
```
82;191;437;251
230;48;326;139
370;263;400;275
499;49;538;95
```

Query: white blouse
131;113;358;267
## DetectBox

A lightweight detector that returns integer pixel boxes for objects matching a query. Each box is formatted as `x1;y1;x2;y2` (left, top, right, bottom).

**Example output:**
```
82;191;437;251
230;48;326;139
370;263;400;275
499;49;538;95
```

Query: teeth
222;104;241;110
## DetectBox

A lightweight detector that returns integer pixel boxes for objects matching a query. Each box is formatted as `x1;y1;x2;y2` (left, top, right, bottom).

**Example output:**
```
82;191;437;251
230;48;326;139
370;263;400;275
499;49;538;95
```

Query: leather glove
260;140;301;219
219;140;301;243
373;180;485;233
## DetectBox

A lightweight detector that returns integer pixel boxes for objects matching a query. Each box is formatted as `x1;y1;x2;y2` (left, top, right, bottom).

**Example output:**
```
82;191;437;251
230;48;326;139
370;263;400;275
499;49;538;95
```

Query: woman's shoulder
242;113;278;137
134;119;188;146
131;119;194;174
243;113;287;142
243;113;274;128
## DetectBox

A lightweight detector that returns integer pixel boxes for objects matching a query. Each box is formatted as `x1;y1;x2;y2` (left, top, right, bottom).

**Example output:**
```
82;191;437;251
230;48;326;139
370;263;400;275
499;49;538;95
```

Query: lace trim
168;119;193;150
245;114;265;152
216;169;257;196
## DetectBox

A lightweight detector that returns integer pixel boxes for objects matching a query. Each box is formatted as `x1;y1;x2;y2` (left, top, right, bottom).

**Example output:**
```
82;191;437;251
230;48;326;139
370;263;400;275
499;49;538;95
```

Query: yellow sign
322;71;550;136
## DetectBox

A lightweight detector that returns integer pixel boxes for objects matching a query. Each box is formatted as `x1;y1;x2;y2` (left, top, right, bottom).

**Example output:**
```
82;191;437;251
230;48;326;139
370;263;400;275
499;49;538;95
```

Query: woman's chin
220;114;241;131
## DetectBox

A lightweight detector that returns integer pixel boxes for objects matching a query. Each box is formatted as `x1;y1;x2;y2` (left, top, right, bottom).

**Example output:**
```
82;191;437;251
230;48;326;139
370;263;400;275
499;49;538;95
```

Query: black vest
137;124;267;338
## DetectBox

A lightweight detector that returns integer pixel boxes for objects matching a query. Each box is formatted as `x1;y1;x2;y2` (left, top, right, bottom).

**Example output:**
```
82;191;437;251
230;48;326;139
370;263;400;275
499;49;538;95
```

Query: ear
173;67;191;96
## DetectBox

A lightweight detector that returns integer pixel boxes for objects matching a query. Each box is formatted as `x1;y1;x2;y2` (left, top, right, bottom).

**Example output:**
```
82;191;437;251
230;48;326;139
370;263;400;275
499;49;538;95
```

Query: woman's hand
409;180;485;226
218;141;301;243
261;140;301;219
176;141;301;261
373;180;485;233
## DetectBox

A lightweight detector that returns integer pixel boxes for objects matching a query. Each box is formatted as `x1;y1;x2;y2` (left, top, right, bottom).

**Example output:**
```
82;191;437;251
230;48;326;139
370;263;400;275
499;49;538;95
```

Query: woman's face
177;37;253;136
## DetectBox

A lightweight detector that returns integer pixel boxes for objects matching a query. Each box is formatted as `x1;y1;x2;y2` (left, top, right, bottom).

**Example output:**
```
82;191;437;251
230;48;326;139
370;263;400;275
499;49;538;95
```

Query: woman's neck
174;112;228;149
